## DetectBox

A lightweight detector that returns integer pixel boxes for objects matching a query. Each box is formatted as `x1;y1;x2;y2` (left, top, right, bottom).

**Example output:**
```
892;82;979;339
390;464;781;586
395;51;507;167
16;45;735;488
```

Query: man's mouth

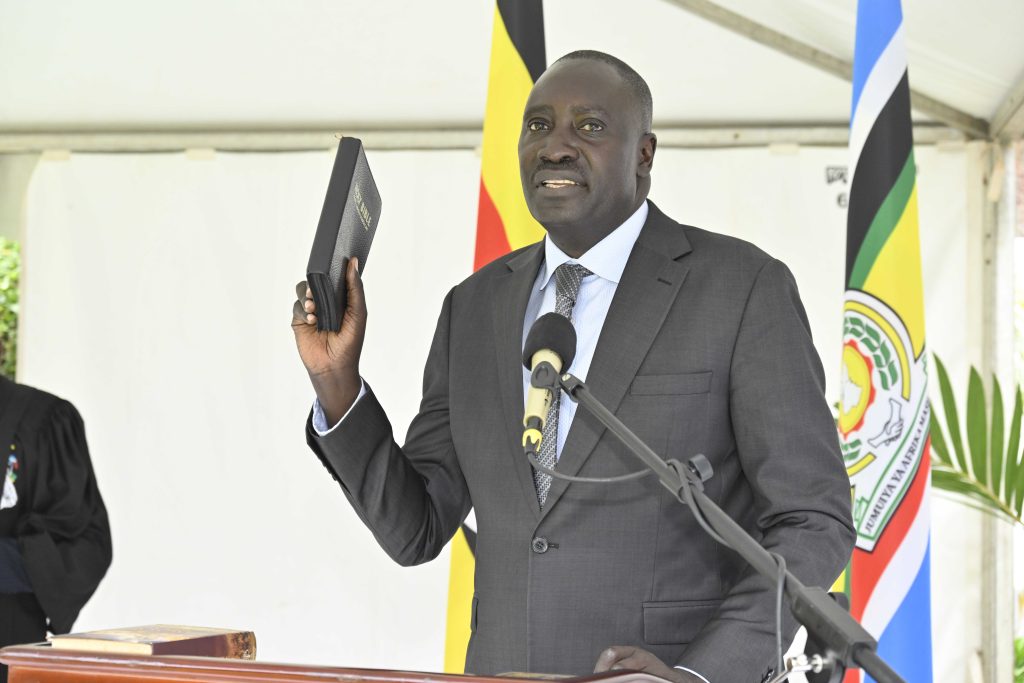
538;178;585;189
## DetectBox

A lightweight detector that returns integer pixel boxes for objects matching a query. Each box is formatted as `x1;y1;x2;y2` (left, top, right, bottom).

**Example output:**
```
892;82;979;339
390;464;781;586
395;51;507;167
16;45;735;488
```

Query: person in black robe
0;376;112;682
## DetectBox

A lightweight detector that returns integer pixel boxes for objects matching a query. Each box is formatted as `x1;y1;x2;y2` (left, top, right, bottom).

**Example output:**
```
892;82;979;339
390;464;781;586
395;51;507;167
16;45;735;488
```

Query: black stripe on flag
498;0;546;83
846;70;913;286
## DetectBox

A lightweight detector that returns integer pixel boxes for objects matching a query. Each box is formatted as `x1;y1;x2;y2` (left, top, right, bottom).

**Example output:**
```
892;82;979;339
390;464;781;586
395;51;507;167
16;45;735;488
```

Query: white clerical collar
539;200;649;290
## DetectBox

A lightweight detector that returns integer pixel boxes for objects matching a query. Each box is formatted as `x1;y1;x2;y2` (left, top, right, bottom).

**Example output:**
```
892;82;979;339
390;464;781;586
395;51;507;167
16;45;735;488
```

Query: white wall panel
20;144;976;678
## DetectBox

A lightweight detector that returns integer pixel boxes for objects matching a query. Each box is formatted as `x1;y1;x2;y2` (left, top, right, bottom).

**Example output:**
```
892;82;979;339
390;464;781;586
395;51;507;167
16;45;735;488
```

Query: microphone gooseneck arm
541;371;906;683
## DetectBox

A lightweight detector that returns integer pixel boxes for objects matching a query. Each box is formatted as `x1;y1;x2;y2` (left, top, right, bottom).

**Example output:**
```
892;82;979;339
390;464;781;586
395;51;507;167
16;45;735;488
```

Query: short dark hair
553;50;653;132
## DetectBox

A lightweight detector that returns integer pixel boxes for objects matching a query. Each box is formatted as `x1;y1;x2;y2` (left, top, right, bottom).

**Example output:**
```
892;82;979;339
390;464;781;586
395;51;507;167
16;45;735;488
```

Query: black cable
676;465;788;680
539;375;896;683
669;460;727;546
530;428;794;683
526;452;651;483
770;552;787;678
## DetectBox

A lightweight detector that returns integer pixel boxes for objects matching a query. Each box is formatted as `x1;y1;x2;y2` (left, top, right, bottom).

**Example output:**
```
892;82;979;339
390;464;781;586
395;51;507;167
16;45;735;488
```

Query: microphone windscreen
523;312;578;370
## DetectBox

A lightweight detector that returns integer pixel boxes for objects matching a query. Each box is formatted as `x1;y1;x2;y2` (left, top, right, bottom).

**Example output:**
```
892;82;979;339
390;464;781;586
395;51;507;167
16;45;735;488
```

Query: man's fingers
610;658;642;671
292;299;316;326
594;646;636;672
595;647;685;682
346;257;366;315
295;280;317;315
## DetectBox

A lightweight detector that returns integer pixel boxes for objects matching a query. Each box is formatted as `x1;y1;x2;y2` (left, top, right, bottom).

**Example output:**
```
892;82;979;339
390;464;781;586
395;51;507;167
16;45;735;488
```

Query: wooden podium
0;645;665;683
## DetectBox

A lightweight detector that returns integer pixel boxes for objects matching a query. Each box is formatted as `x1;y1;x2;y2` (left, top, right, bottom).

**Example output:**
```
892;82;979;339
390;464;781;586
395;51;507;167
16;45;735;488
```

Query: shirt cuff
675;665;711;683
311;381;367;435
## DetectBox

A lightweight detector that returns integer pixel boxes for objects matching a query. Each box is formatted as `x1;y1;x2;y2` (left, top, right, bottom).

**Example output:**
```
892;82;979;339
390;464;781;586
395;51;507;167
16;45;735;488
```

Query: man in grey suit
293;51;854;683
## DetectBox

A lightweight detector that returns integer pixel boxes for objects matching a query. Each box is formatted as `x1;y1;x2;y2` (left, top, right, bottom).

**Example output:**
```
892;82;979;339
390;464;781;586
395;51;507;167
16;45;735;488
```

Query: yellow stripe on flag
480;6;543;250
861;185;926;359
448;3;543;672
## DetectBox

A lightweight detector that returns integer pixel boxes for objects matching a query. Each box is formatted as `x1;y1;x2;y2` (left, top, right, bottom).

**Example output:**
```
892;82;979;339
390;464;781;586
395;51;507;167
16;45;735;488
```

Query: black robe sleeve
15;397;112;634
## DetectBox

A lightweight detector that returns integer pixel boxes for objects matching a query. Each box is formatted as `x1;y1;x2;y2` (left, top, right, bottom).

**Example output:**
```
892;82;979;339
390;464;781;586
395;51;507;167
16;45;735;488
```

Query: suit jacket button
531;537;549;554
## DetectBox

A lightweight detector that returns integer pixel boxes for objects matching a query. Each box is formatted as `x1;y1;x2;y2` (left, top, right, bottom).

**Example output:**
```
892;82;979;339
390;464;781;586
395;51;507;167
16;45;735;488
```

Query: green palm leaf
929;409;952;466
966;368;988;486
1011;387;1024;516
992;377;1005;499
934;355;969;474
932;467;1016;522
929;355;1022;527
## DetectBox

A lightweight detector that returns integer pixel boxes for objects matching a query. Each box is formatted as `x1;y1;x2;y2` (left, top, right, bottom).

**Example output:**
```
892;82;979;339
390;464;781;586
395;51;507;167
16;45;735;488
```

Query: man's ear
638;133;657;178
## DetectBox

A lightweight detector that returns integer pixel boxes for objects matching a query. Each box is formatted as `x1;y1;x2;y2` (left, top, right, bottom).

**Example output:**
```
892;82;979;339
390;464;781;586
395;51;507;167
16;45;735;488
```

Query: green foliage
1016;299;1024;387
0;238;18;380
933;356;1024;682
930;354;1024;525
1016;635;1024;683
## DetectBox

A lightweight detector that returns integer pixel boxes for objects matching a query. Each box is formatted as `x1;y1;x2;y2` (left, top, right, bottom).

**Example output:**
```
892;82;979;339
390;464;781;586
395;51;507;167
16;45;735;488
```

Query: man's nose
539;126;578;164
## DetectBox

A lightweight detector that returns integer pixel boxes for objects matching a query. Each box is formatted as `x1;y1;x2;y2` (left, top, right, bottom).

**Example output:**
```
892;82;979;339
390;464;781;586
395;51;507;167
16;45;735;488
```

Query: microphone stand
530;364;905;683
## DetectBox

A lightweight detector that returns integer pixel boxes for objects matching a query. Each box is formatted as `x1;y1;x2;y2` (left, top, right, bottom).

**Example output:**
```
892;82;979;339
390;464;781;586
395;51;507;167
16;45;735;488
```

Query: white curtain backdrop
18;143;979;679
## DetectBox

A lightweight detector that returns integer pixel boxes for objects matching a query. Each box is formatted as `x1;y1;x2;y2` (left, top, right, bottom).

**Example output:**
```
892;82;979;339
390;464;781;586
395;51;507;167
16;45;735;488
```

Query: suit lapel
491;243;545;521
540;204;693;517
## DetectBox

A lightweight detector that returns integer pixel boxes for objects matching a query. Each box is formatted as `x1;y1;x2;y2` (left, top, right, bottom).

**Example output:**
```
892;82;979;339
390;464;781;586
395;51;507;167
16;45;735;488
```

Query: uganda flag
443;1;545;672
471;0;546;269
839;1;932;681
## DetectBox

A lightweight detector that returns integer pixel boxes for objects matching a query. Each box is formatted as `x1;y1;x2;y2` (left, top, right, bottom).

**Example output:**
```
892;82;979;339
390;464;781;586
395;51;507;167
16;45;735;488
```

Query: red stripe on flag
474;180;512;271
849;439;931;622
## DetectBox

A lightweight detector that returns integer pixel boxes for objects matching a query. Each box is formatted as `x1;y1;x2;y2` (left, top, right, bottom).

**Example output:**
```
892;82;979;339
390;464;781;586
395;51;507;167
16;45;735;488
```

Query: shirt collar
539;200;649;290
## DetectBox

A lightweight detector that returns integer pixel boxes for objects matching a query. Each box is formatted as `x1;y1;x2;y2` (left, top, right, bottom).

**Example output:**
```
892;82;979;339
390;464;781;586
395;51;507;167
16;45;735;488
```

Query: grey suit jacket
307;202;855;682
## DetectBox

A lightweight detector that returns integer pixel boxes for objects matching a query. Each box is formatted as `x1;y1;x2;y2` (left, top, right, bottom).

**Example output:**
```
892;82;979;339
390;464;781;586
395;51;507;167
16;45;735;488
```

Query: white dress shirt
519;201;647;458
313;200;648;440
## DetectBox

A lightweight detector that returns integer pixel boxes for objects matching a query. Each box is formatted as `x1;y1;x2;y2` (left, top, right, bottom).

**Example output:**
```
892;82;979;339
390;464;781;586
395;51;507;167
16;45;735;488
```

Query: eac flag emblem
839;290;929;552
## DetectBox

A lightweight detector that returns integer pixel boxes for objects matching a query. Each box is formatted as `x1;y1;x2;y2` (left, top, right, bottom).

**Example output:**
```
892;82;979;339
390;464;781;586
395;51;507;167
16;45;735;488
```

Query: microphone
522;312;577;453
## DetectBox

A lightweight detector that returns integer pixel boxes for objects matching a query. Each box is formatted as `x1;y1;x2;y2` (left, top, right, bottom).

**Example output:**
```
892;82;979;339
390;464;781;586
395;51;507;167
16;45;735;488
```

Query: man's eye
580;122;604;132
528;121;549;131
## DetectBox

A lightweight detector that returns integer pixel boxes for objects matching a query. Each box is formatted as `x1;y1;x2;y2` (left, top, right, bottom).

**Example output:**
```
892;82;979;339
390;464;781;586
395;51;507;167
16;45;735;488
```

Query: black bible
306;137;382;332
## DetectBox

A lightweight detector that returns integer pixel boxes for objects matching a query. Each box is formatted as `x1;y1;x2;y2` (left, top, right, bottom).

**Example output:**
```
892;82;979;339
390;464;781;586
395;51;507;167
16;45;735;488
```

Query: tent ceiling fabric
0;0;1022;133
708;0;1024;123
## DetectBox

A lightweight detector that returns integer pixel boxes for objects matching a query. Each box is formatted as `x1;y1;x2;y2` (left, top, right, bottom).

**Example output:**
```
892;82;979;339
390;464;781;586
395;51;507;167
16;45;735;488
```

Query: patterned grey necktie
534;262;593;507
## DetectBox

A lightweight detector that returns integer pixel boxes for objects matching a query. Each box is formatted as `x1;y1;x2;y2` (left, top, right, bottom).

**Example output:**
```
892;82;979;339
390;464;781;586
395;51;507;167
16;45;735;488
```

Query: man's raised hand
292;257;366;424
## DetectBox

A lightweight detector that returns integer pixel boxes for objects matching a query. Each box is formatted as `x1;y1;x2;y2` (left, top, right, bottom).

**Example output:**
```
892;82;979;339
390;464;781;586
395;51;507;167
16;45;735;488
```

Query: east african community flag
839;0;933;681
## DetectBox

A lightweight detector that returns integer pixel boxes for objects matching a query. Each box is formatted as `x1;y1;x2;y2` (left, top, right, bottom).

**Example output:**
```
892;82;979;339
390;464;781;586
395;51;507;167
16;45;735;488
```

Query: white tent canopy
1;0;1023;143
